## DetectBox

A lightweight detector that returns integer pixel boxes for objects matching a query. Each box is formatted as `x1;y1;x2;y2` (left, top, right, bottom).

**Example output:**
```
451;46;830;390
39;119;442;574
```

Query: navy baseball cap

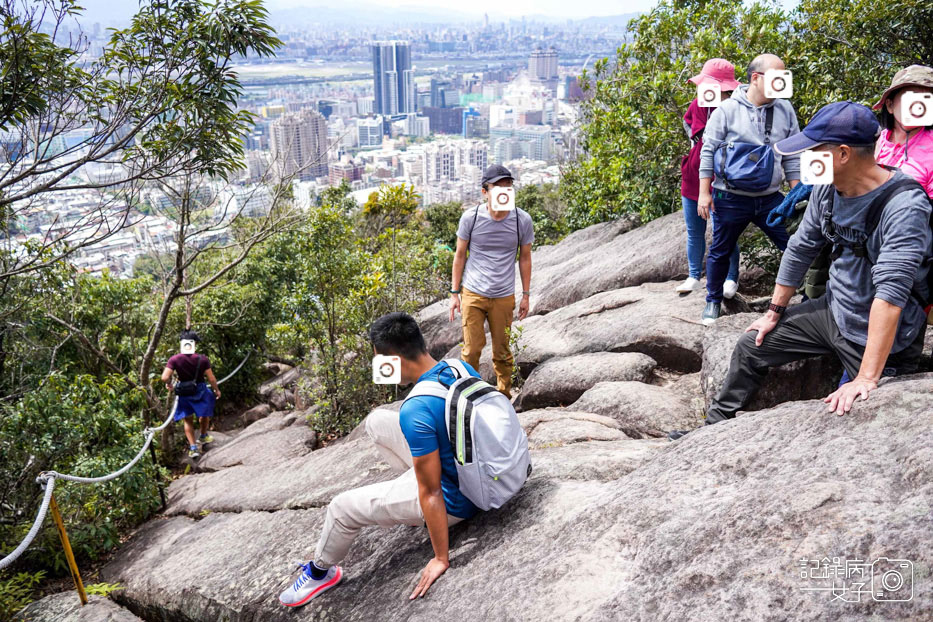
481;164;513;186
774;101;881;155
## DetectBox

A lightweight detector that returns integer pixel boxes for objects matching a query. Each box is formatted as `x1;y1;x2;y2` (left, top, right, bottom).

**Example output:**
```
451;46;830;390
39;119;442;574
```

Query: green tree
516;183;569;247
423;200;464;249
0;374;165;574
562;0;789;228
0;0;282;281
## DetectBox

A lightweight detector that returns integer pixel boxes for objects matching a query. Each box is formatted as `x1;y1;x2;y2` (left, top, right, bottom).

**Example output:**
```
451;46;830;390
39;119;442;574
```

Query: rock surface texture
15;592;143;622
97;218;933;622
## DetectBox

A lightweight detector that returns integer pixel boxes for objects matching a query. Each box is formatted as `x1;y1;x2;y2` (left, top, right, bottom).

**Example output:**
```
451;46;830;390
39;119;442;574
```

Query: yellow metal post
49;493;88;606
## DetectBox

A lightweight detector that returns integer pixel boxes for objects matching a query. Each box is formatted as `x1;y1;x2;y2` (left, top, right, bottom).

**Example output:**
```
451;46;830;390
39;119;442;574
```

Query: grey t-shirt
776;170;932;352
457;205;534;298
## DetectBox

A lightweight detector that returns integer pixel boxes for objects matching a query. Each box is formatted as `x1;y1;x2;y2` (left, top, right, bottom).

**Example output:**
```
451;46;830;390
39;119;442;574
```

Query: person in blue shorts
279;312;480;608
161;330;221;459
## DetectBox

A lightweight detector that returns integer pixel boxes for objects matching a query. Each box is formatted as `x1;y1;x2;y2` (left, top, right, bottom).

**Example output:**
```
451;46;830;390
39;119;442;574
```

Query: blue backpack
713;105;775;193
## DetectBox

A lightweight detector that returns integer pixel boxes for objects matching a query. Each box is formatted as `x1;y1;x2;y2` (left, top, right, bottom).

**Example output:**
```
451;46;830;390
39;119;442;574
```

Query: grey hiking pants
707;295;925;424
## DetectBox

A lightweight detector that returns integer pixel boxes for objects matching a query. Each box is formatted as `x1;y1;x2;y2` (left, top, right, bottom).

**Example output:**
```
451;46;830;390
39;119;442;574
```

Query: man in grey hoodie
668;101;931;441
698;53;802;325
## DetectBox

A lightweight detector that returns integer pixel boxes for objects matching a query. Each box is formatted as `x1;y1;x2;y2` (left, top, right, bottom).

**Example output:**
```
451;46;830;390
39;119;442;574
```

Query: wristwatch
450;288;461;294
768;302;787;315
522;291;531;296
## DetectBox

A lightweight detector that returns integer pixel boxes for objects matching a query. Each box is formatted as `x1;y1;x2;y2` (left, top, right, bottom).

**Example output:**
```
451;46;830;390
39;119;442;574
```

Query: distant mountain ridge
66;1;639;29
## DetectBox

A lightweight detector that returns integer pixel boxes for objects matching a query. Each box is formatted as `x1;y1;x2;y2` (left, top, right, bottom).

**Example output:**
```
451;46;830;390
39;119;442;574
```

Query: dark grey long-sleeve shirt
776;171;931;352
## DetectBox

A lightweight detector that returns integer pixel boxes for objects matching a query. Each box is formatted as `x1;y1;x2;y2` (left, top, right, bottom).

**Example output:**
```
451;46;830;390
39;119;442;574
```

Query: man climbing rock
279;313;481;607
669;101;932;440
449;164;534;398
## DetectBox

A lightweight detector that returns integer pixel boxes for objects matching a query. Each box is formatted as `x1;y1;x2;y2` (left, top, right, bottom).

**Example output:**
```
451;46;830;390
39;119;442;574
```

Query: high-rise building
423;106;465;134
372;41;415;116
357;96;375;116
329;160;364;186
358;117;384;148
529;47;559;95
269;109;329;182
423;140;488;184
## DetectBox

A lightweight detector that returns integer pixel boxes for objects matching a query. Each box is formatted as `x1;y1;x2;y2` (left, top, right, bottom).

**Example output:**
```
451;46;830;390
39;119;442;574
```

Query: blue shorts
174;383;216;421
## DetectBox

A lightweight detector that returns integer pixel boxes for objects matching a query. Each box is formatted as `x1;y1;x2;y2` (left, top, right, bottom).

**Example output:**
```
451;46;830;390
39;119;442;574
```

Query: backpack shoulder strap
403;380;448;403
764;105;774;144
515;209;522;252
468;205;480;248
403;358;474;403
863;176;926;238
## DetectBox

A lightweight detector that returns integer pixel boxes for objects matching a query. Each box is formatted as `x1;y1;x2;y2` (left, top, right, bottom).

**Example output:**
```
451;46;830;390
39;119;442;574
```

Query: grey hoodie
699;86;801;196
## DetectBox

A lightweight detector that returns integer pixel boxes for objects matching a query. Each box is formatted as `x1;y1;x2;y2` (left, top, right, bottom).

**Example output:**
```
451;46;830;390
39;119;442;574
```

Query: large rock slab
415;299;463;359
528;438;668;481
701;312;842;412
519;407;630;449
166;436;390;515
196;411;316;472
514;282;710;374
515;352;657;410
570;381;704;438
15;592;143;622
530;216;639;271
528;211;689;315
104;375;933;621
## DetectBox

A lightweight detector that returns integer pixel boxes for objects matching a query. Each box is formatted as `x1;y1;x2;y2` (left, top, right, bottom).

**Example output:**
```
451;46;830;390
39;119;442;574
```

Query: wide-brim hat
688;58;742;91
873;65;933;110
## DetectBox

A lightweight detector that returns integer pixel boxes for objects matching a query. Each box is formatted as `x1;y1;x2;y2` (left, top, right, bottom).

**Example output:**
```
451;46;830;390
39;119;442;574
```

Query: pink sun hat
688;58;742;91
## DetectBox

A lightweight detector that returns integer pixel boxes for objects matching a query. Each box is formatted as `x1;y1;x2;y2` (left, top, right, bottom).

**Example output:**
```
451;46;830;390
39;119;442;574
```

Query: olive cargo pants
460;287;516;398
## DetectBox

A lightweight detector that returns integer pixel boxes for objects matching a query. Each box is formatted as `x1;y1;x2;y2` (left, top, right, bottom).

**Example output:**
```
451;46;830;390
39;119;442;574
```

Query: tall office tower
269;109;329;182
529;47;560;95
372;41;415;116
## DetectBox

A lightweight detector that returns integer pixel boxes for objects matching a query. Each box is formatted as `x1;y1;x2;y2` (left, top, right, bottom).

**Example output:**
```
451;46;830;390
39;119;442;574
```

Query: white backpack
404;359;531;511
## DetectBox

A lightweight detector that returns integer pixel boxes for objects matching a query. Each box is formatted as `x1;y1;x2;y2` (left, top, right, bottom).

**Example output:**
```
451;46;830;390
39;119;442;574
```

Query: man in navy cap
669;101;932;439
449;164;534;398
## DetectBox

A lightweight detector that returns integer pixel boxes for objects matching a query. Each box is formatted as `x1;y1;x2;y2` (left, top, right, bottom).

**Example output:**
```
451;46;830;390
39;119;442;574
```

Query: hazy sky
265;0;658;18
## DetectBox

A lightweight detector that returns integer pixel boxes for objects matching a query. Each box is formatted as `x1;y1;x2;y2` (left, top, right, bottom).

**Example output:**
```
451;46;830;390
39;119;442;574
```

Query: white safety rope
0;349;248;570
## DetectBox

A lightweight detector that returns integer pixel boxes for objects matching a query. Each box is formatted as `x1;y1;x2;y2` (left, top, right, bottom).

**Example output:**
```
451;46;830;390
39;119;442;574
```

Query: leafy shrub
0;375;165;575
0;571;45;620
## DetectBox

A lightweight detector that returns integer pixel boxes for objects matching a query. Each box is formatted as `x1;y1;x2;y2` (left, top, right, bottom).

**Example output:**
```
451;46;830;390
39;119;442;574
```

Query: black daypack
822;173;933;323
174;355;203;397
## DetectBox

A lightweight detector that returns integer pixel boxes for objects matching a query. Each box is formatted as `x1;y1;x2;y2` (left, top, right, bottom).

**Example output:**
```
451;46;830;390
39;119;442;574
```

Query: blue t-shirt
399;361;480;519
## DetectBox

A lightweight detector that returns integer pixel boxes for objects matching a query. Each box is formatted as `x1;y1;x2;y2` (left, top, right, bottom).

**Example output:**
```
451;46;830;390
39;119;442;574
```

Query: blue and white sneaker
279;562;342;607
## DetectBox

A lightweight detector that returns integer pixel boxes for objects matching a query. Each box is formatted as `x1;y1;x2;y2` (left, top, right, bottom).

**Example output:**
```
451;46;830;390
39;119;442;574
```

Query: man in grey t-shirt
669;101;931;440
449;164;534;398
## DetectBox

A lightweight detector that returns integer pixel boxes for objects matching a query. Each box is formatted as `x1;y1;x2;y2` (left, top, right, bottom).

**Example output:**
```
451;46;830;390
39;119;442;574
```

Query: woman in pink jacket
675;59;742;296
873;64;933;197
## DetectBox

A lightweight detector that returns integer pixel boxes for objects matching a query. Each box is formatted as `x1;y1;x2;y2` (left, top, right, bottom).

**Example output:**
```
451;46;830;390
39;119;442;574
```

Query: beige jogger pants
314;408;463;567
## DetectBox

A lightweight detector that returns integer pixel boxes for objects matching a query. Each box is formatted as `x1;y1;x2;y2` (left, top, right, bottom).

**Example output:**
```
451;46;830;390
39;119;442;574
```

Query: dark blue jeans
706;189;789;303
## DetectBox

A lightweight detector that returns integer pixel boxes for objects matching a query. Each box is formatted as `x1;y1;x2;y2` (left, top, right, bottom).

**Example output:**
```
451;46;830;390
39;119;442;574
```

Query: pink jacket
875;127;933;197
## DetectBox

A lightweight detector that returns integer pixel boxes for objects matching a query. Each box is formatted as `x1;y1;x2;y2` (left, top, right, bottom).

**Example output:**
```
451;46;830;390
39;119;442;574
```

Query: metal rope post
49;493;87;606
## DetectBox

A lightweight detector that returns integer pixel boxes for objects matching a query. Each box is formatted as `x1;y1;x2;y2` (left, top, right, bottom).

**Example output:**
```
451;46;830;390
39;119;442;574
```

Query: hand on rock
824;377;877;415
410;557;449;600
